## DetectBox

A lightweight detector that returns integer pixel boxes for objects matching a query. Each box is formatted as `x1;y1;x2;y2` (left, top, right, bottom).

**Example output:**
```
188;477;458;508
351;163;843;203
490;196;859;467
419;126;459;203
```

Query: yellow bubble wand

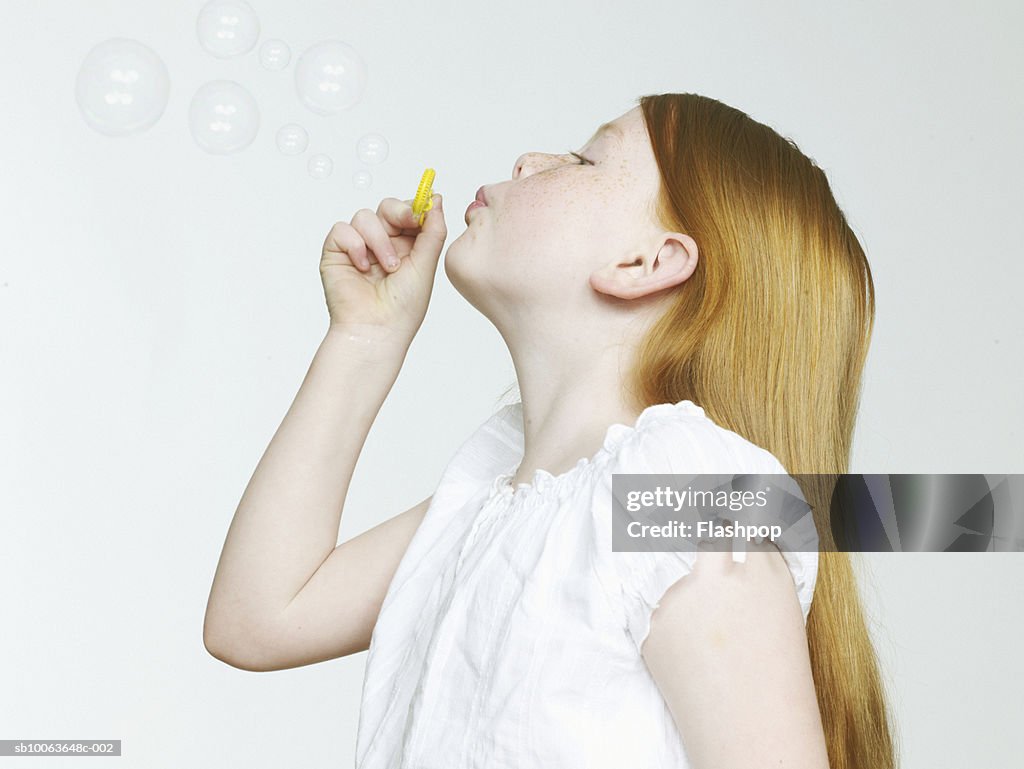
411;168;436;227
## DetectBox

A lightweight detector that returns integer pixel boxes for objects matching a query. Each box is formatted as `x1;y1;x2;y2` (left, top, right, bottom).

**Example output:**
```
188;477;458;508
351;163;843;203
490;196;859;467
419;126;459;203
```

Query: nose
512;151;565;180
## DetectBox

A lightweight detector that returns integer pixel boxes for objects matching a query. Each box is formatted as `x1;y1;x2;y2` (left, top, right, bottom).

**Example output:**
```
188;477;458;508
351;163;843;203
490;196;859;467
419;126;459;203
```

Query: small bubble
356;133;389;164
75;38;170;136
308;154;333;179
294;40;367;115
352;170;373;190
188;80;260;154
276;123;308;155
259;39;291;70
196;1;260;58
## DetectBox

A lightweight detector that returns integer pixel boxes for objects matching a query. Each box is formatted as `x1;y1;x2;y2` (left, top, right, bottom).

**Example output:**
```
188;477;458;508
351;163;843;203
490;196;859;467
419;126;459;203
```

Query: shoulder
639;543;827;766
584;403;818;653
607;405;787;477
437;401;524;490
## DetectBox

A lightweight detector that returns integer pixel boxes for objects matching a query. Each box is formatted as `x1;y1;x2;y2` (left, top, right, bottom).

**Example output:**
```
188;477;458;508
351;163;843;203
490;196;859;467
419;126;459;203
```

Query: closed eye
566;150;592;165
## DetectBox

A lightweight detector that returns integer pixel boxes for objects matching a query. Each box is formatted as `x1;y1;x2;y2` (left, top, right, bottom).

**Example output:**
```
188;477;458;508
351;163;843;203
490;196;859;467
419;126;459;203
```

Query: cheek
497;192;593;251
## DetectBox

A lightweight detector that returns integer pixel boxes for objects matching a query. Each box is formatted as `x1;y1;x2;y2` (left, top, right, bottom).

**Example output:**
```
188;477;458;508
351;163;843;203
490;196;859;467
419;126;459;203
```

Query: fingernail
387;256;400;270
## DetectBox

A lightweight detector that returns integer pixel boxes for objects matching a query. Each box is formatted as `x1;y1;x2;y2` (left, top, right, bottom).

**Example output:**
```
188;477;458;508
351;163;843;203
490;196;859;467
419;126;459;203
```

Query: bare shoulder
641;545;829;768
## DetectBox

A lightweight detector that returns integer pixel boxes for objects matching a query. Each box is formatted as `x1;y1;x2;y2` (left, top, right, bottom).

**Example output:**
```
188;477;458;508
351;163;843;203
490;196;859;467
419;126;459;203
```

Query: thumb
408;193;446;269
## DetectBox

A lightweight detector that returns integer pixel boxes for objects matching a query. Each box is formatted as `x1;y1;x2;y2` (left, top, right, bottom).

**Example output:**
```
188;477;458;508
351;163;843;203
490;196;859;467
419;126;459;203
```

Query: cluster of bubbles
74;0;390;185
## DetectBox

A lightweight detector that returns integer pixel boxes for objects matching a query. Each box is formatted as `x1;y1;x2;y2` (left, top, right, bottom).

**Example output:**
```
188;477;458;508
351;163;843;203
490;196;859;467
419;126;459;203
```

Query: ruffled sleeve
377;401;524;606
429;400;525;512
590;407;819;657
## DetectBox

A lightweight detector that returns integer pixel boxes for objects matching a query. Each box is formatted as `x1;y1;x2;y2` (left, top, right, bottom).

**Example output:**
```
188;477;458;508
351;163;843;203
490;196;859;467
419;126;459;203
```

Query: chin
443;242;472;298
443;244;494;317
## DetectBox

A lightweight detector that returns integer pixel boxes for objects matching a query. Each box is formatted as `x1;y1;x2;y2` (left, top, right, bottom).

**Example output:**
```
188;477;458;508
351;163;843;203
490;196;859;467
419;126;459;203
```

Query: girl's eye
566;150;592;166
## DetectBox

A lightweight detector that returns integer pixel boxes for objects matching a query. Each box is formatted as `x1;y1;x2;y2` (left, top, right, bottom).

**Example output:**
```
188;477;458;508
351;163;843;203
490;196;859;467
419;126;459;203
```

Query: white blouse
355;399;819;768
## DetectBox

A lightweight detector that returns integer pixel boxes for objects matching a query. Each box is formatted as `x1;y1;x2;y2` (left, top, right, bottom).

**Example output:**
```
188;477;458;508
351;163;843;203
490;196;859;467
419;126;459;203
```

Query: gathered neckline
490;399;707;501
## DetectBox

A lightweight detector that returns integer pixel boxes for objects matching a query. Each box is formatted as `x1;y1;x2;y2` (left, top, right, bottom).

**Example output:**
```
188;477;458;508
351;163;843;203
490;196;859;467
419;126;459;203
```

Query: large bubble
276;124;308;155
75;38;170;137
196;1;260;58
308;154;333;179
259;39;291;70
294;41;367;115
188;80;260;154
356;133;389;164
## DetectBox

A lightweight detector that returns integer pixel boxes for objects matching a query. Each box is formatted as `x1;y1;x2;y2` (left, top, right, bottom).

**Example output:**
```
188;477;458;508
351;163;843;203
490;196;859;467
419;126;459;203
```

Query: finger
322;221;370;271
378;196;424;234
351;208;399;272
407;194;447;271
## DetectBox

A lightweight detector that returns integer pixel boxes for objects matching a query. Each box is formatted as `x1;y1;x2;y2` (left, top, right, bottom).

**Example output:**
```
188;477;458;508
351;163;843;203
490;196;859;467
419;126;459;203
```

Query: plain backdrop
1;1;1021;767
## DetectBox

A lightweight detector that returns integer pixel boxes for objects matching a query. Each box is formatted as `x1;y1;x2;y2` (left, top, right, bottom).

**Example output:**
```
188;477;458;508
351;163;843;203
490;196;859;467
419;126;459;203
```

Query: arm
203;324;415;671
641;545;830;769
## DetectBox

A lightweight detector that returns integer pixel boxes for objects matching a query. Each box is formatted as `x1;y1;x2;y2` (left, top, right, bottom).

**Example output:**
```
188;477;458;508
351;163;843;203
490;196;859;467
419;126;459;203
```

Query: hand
319;193;446;343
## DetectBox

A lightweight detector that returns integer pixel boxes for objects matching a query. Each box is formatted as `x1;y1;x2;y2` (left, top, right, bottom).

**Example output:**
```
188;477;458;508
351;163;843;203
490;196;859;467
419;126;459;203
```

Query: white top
355;399;819;768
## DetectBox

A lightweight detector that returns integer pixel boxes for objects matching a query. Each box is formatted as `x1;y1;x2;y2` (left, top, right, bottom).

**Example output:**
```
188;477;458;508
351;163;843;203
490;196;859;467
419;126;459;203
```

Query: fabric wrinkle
354;398;819;769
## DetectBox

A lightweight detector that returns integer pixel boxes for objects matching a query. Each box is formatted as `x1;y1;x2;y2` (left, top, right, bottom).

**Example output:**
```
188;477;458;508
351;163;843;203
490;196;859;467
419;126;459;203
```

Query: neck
503;335;643;486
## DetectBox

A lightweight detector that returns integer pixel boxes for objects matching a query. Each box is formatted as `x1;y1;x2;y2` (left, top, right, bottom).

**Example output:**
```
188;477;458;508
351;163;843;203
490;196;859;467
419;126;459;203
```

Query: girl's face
445;106;687;328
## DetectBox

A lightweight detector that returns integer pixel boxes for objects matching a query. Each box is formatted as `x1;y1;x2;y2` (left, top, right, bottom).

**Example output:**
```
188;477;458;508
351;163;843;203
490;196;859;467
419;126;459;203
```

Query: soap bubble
188;80;260;154
259;39;290;70
308;154;333;179
294;40;367;115
356;133;389;165
352;170;373;190
196;1;260;58
276;123;308;155
75;38;170;136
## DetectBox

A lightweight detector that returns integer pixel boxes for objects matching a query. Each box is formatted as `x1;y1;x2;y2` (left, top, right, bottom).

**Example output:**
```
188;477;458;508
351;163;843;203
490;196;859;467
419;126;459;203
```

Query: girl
205;93;897;769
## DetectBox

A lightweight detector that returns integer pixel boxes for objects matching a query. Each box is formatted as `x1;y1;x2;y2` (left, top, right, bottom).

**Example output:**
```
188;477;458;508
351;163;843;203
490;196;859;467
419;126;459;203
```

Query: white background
1;1;1021;767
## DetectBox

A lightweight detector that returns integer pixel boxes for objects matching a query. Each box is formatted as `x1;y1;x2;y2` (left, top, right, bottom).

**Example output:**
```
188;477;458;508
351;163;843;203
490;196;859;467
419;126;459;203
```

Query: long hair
493;93;897;767
625;92;897;768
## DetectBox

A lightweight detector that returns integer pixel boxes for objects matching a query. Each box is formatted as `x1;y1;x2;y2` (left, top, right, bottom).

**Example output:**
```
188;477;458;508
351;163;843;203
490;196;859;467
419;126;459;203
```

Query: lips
475;186;488;205
465;199;486;223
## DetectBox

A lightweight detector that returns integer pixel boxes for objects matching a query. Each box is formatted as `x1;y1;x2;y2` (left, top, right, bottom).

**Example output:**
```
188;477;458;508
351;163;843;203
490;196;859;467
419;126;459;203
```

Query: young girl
205;93;897;769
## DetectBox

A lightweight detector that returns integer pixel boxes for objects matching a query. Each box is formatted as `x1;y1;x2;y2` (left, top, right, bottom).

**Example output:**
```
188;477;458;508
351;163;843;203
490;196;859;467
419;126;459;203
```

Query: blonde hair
627;92;897;768
494;92;898;767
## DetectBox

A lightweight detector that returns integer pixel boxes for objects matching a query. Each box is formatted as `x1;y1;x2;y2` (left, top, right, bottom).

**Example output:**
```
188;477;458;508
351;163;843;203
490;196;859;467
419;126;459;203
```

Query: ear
589;233;698;300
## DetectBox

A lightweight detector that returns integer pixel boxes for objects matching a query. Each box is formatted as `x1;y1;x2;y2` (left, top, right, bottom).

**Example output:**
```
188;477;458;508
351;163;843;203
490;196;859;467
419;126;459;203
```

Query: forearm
205;324;409;639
